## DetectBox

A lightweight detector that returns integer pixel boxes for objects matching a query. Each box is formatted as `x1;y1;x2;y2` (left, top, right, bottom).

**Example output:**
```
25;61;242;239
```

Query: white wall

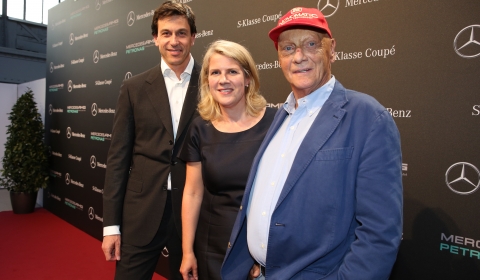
18;79;47;124
0;79;46;206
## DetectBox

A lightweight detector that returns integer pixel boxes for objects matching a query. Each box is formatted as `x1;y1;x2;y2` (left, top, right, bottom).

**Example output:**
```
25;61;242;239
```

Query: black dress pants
115;192;182;280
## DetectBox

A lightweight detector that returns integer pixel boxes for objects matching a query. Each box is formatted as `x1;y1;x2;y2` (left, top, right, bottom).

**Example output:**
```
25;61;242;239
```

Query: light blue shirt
247;76;336;265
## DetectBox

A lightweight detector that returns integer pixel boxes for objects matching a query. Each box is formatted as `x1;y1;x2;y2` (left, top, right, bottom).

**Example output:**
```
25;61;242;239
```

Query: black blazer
103;62;200;246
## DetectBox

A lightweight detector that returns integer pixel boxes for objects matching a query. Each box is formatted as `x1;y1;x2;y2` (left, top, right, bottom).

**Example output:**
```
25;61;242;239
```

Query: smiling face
153;15;195;75
208;53;250;112
277;28;336;100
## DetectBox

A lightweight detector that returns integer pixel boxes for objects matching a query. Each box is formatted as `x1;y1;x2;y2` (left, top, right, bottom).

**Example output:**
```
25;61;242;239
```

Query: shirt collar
161;54;194;79
283;75;336;116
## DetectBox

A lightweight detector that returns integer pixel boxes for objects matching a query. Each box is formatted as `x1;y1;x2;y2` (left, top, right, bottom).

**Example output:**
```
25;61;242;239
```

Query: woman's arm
180;161;204;280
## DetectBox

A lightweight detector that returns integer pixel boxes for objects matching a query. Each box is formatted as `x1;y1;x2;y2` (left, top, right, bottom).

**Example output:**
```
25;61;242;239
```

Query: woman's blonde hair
198;40;266;121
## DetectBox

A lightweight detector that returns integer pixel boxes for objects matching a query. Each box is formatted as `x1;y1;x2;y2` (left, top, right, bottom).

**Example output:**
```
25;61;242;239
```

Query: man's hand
248;263;261;280
102;234;121;261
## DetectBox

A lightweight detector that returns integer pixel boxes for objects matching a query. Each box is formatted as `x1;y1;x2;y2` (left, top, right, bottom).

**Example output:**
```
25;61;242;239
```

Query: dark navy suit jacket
222;81;403;280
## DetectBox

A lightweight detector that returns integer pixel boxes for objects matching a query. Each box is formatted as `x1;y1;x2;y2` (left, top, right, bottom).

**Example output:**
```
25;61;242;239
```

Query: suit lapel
275;82;349;209
145;64;174;139
176;62;200;142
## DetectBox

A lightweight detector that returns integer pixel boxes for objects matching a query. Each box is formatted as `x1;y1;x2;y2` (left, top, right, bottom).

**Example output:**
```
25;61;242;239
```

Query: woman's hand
180;252;198;280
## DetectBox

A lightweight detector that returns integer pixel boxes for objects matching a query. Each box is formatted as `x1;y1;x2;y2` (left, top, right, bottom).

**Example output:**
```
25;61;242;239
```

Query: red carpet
0;208;166;279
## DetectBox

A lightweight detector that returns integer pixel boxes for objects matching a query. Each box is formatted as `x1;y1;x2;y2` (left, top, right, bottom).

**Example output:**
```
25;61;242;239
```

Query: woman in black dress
179;40;276;280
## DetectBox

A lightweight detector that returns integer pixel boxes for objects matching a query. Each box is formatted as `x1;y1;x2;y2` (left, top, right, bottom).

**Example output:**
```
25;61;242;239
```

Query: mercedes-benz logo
49;104;53;115
95;0;101;11
125;72;133;80
127;11;135;27
69;33;75;45
445;162;480;195
91;103;98;116
66;127;72;139
161;247;169;258
50;62;54;73
454;25;480;59
68;80;73;92
65;173;71;185
93;50;100;64
317;0;340;18
88;207;95;220
90;155;97;169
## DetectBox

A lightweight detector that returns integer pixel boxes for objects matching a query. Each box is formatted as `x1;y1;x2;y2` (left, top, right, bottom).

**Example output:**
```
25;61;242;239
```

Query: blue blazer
221;81;403;280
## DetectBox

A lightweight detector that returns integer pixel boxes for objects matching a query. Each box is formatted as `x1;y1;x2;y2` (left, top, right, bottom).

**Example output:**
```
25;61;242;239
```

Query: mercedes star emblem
317;0;340;18
125;72;133;80
445;162;480;195
65;173;71;185
454;25;480;59
127;11;135;27
162;247;170;257
90;155;97;169
88;207;95;220
91;103;98;116
93;50;100;64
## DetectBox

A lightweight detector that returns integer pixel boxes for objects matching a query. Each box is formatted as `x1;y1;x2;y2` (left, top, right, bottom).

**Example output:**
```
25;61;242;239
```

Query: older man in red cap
222;7;402;280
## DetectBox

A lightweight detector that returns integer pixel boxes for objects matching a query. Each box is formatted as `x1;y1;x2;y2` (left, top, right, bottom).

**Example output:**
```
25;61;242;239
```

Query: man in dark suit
101;2;199;279
222;7;403;280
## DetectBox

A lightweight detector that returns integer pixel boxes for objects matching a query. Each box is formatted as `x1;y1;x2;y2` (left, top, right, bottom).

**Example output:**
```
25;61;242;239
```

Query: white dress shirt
161;55;194;190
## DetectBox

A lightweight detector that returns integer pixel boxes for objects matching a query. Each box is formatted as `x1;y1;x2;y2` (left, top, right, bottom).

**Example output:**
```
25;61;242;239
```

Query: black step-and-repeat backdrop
45;0;480;278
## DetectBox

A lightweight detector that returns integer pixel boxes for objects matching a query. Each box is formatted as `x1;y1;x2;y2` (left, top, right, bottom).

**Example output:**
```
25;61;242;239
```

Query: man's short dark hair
151;1;197;36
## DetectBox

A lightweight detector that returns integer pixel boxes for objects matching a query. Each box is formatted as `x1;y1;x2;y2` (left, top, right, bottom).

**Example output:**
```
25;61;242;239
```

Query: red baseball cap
268;7;332;49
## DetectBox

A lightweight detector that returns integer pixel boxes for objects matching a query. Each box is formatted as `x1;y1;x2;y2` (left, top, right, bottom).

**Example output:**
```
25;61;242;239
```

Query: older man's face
277;29;335;99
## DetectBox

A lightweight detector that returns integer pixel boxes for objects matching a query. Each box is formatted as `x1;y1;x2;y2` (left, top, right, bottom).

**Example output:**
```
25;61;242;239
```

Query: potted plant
0;88;49;214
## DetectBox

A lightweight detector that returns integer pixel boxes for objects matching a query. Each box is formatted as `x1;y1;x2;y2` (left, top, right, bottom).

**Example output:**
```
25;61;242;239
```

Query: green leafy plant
0;88;48;193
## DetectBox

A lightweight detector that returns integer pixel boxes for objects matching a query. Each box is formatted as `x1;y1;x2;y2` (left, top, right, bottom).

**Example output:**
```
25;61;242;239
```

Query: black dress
178;107;276;280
